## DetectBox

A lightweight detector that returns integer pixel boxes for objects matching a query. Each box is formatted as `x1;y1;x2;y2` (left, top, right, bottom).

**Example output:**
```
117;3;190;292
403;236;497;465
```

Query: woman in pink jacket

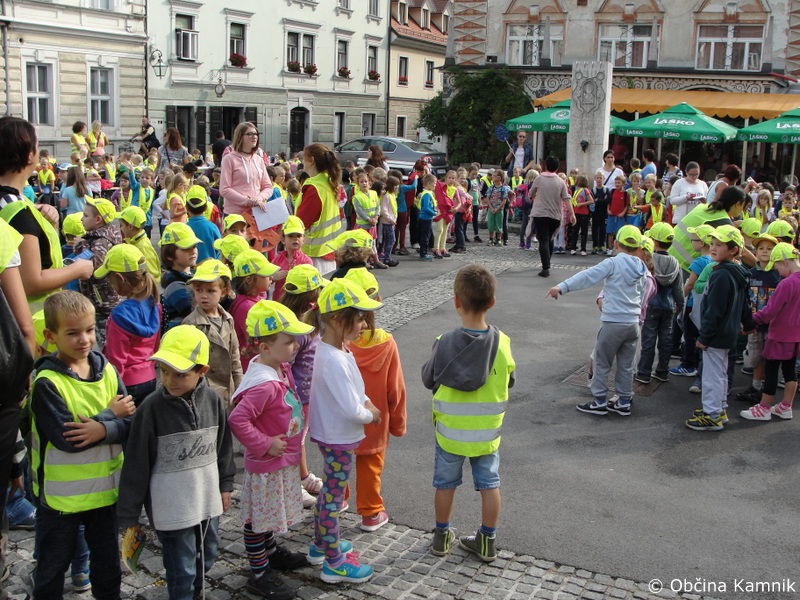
220;122;275;253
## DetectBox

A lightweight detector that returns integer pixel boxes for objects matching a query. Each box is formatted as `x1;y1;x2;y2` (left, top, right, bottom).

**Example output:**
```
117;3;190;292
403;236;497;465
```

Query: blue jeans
156;518;220;600
637;308;674;375
33;504;120;600
6;486;35;526
432;445;500;491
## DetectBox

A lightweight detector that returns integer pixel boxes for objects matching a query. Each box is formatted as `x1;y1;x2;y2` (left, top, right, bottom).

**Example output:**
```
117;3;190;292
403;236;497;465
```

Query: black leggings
763;357;798;396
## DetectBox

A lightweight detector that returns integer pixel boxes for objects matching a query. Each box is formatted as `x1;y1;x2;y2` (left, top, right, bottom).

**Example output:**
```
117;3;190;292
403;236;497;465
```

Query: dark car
335;136;449;176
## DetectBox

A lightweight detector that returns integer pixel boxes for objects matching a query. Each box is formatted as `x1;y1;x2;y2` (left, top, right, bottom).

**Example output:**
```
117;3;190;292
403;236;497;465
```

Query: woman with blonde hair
87;120;108;156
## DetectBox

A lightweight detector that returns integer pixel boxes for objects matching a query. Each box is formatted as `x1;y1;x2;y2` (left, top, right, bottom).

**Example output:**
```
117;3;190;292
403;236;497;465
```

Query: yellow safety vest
650;203;664;224
30;363;123;513
301;173;343;257
432;332;515;457
87;131;103;154
105;163;117;182
0;199;63;302
128;231;161;279
354;189;379;225
511;176;523;189
70;134;87;154
119;187;154;217
0;219;23;275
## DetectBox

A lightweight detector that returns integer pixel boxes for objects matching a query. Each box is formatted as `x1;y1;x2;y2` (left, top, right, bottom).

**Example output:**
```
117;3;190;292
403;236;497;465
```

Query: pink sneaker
360;511;389;532
771;402;793;420
740;403;772;421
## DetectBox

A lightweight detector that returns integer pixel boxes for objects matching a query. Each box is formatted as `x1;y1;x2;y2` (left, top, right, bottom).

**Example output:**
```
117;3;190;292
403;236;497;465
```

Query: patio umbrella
736;107;800;179
506;100;628;132
613;102;738;143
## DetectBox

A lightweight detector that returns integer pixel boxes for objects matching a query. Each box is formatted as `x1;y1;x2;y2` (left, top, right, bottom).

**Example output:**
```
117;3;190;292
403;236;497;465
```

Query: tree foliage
417;68;532;166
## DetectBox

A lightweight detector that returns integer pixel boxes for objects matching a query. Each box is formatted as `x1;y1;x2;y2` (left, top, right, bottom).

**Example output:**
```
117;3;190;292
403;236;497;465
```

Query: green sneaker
431;527;455;556
459;530;496;562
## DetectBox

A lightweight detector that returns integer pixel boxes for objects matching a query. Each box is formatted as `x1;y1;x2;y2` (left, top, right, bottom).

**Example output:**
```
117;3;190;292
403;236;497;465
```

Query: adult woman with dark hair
296;143;343;275
70;121;89;154
219;122;275;253
597;150;624;192
366;145;389;170
668;161;708;226
0;117;93;303
157;127;190;173
407;159;428;249
529;156;575;278
661;153;683;181
706;164;742;204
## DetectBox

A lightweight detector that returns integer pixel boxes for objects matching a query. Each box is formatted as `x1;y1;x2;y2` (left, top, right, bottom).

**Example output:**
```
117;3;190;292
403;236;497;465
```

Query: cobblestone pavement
6;242;720;600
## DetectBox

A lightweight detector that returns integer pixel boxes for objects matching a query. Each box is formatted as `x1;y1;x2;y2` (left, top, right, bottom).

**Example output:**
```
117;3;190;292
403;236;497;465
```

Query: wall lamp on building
149;48;168;79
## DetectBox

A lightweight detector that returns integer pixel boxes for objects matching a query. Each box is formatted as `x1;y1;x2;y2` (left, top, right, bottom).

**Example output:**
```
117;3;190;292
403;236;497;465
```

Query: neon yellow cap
707;224;744;248
186;185;208;209
318;278;382;314
283;264;328;295
687;224;715;243
640;237;654;253
159;222;203;249
94;244;145;278
616;224;643;248
765;242;800;271
282;215;305;236
246;300;314;337
62;213;86;238
86;197;117;224
324;229;373;253
117;206;146;229
188;259;232;283
343;267;379;298
766;219;795;240
213;234;250;263
739;217;763;239
150;325;210;372
223;214;247;231
233;249;279;278
645;222;674;243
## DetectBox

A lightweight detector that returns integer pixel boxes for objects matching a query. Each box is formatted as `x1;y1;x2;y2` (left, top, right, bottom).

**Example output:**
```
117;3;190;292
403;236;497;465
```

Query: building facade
147;0;390;156
0;0;148;159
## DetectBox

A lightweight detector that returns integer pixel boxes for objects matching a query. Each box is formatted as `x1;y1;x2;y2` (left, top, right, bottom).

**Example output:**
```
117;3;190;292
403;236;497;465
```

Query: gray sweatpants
591;321;640;401
701;346;729;417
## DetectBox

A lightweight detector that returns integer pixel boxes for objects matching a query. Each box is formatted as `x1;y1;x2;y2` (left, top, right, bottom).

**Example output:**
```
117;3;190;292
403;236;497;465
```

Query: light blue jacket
557;252;647;323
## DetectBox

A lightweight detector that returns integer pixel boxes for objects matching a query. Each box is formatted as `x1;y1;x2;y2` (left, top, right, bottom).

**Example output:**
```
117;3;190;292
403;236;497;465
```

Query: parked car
334;136;449;176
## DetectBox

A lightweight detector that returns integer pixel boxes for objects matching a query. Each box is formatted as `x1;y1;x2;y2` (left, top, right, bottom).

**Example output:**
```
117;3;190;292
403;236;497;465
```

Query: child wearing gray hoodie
547;225;647;416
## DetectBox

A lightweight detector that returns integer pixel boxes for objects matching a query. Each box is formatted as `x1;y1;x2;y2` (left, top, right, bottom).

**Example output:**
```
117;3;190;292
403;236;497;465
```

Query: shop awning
533;88;800;121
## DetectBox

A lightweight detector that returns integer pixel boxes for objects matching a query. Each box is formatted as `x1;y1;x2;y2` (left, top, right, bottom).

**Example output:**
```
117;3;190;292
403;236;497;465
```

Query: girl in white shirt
668;161;709;224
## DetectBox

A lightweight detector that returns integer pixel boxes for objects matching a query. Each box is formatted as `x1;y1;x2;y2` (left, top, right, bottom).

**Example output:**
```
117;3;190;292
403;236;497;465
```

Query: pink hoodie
219;150;273;214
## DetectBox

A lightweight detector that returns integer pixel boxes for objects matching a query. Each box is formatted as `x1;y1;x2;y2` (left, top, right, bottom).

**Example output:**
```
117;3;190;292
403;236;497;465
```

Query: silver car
335;136;449;176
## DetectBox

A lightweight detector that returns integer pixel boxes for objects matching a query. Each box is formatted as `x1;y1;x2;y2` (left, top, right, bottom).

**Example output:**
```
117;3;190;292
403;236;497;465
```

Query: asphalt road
305;244;800;599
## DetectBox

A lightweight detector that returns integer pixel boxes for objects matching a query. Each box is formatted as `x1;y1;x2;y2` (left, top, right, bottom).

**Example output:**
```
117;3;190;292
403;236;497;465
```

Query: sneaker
320;553;374;583
771;402;793;420
689;384;702;394
577;400;608;415
10;513;36;530
373;260;388;269
441;251;451;257
693;408;729;424
459;530;496;562
431;527;455;556
246;568;293;600
670;365;697;377
741;365;754;376
269;545;310;571
433;252;443;259
735;386;762;405
607;397;631;416
653;371;669;382
525;244;531;250
301;473;322;494
72;571;91;593
502;240;508;246
685;411;724;431
591;247;597;255
740;403;772;421
487;240;495;246
360;511;389;532
301;488;316;508
634;373;652;384
411;243;420;249
519;243;526;249
384;259;399;267
605;248;613;255
581;250;587;256
420;255;433;261
474;236;483;243
307;540;353;566
735;354;744;364
453;248;466;254
570;249;577;255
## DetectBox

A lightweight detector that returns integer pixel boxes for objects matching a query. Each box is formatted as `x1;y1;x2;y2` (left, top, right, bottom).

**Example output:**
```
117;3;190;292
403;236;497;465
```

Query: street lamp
149;48;167;79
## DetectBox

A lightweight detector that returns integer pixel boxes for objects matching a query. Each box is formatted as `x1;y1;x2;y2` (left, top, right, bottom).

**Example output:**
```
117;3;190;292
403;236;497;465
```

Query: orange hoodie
350;329;407;455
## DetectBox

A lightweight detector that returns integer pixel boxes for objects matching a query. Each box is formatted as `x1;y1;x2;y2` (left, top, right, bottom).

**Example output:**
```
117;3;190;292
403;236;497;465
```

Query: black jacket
699;260;756;349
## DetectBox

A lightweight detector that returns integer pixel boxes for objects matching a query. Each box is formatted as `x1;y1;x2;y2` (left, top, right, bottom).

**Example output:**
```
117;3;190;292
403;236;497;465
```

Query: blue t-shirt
687;255;712;307
61;186;88;215
187;215;221;263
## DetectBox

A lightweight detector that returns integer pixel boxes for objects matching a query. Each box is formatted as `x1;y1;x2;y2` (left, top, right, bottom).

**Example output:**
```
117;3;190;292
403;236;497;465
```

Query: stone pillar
566;61;612;178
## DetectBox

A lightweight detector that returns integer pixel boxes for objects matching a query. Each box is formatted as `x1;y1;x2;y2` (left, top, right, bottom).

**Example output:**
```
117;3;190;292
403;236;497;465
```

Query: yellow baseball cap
640;237;654;253
117;206;147;229
687;224;715;243
318;278;382;314
94;244;145;278
751;233;779;249
282;215;305;236
150;325;209;372
324;229;373;253
159;222;203;249
213;234;250;263
765;242;800;270
186;185;208;209
233;249;279;278
645;222;674;243
707;224;744;248
187;259;231;283
246;300;314;338
766;219;795;240
86;198;117;224
739;217;763;239
283;264;328;294
343;267;379;298
62;212;85;238
616;224;643;248
223;214;247;230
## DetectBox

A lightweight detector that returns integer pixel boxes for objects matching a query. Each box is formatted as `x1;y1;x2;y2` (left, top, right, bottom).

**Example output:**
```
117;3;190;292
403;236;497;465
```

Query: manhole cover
562;364;662;397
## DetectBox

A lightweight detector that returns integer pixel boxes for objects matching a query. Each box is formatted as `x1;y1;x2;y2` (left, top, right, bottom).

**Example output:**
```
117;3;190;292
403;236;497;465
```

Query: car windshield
400;141;439;153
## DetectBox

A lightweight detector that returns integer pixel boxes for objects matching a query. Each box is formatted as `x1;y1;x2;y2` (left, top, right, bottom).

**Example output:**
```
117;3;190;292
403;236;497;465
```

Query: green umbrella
614;102;738;143
506;100;628;133
736;107;800;142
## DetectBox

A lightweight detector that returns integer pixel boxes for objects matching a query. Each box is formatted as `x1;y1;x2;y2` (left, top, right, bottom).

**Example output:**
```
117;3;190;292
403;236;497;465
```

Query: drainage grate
562;364;663;397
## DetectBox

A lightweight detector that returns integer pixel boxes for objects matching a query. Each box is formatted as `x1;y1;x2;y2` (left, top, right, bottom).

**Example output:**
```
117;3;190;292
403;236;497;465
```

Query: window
598;24;654;69
398;56;408;82
230;23;245;57
421;8;430;29
90;68;112;125
287;31;315;66
287;32;299;63
334;112;345;146
425;60;435;86
362;114;375;136
396;116;406;139
337;40;349;70
696;24;763;71
26;63;51;125
368;0;379;16
338;0;350;7
175;14;198;61
506;24;564;67
367;45;378;73
442;14;450;33
398;2;407;24
302;34;315;66
90;0;110;8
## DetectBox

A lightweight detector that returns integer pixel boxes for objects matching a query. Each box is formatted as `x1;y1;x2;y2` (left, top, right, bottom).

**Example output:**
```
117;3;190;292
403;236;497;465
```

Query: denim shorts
432;445;500;491
606;215;625;234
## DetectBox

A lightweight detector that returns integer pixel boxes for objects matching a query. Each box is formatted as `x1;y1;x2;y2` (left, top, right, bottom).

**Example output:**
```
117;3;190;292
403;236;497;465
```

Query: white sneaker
771;402;793;420
740;403;771;421
302;488;316;508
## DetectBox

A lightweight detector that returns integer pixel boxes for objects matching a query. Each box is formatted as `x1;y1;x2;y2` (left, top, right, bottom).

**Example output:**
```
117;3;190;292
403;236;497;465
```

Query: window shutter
195;106;207;153
210;106;223;138
166;105;177;129
244;106;258;127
